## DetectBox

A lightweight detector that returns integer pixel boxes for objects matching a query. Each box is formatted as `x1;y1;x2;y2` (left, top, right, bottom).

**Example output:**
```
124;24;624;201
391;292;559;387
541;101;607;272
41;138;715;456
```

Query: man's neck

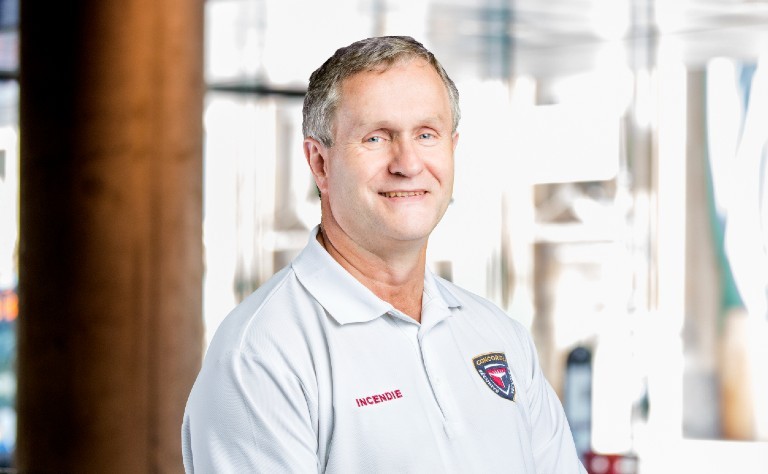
318;224;427;322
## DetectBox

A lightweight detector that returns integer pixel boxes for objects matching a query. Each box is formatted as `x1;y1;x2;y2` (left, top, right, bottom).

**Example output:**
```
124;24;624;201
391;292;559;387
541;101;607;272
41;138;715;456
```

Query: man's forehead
327;57;452;140
335;103;452;137
336;60;448;110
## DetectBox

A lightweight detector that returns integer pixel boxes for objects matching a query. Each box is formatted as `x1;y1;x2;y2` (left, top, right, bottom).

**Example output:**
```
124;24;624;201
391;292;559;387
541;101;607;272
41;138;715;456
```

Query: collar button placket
418;329;449;427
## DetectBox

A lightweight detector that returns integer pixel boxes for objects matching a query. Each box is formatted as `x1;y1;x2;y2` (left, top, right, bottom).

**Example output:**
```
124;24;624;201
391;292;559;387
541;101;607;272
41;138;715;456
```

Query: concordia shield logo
472;352;516;401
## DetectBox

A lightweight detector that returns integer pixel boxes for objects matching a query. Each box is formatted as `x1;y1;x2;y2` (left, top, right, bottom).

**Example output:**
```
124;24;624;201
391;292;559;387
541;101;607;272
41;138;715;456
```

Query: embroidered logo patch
472;352;516;401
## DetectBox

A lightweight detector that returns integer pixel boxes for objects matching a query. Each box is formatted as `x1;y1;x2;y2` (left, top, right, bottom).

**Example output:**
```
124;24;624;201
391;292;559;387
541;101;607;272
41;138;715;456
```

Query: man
182;36;586;473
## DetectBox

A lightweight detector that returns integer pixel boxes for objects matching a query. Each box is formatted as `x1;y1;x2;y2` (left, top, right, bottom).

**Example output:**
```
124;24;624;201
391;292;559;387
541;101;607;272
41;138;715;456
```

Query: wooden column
682;69;721;438
17;0;204;471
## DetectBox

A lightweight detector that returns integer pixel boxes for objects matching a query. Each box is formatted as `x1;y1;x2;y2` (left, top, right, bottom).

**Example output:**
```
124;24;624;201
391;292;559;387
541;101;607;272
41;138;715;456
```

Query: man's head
303;36;460;255
302;36;460;148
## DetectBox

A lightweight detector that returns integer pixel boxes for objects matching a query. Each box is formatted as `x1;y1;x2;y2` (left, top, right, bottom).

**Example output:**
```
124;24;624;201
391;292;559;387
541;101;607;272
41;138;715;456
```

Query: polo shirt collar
292;227;391;325
292;226;463;326
419;267;462;333
425;267;462;310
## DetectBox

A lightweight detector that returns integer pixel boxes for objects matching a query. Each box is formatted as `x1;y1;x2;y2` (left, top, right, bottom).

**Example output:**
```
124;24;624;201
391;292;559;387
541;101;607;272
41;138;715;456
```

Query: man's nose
388;138;424;177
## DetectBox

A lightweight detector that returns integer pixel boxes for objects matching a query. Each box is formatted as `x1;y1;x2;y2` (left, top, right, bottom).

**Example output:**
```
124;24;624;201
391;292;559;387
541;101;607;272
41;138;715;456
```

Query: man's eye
418;133;434;140
366;136;383;143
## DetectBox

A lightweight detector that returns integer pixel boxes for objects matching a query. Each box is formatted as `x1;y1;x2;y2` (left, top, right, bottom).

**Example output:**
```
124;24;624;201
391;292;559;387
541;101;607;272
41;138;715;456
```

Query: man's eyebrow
352;120;393;131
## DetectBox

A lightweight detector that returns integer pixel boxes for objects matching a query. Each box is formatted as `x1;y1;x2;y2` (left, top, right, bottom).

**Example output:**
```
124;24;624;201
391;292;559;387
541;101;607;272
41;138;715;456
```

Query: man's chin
382;226;436;245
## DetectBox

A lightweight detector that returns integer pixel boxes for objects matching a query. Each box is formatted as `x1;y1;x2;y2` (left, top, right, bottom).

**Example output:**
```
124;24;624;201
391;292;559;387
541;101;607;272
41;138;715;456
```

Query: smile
379;191;426;198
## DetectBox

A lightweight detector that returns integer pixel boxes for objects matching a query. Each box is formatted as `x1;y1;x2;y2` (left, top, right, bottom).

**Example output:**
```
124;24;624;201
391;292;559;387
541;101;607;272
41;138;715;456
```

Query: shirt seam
236;268;297;353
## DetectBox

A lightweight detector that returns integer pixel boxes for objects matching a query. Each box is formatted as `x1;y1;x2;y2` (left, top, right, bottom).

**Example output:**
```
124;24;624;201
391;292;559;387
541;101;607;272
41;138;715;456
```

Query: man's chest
319;315;536;472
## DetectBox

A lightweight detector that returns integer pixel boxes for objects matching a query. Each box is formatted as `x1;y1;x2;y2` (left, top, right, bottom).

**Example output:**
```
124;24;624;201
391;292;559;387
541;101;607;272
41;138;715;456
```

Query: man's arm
182;349;319;473
520;329;588;474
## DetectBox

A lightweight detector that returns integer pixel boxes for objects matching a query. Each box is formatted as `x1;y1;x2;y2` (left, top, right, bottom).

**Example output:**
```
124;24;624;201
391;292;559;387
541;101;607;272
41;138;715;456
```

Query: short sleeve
181;349;319;473
519;328;588;474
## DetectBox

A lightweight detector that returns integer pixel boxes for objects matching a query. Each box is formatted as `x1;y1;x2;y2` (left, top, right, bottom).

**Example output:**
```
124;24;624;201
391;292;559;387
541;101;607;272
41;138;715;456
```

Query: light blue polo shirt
182;226;586;473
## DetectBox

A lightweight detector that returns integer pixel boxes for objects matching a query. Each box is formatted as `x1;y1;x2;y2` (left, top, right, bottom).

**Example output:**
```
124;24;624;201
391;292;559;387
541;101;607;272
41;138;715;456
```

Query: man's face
310;58;458;252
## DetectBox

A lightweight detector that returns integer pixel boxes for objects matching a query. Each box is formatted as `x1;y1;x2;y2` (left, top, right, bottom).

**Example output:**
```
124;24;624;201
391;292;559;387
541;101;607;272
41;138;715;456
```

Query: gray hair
302;36;460;147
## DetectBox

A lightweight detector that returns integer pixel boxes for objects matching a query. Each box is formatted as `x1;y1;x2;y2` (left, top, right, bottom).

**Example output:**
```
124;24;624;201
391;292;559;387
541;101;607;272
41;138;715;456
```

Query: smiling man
182;36;586;473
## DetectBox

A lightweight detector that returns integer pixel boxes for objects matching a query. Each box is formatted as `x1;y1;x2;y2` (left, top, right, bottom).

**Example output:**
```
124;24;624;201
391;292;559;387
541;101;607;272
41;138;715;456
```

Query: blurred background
3;0;768;472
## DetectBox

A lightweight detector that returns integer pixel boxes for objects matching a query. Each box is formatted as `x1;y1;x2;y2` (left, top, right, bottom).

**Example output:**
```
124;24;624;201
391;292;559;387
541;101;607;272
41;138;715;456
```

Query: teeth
381;191;424;198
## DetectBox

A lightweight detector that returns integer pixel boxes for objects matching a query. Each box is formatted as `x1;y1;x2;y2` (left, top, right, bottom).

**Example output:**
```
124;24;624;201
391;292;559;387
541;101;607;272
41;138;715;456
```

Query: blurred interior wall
17;0;204;471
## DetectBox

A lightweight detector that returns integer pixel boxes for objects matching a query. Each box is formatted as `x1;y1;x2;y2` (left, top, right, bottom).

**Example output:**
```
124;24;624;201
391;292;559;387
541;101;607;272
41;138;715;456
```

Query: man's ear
304;137;329;196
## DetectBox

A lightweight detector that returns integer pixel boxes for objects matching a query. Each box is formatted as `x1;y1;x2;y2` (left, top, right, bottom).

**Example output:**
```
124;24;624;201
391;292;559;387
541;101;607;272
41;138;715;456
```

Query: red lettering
356;389;404;407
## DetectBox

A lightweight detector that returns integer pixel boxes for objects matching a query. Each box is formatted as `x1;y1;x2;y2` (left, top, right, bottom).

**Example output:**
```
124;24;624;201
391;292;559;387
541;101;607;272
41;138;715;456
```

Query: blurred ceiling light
510;75;536;106
518;103;619;184
654;0;688;34
633;68;654;129
548;49;633;118
590;0;630;40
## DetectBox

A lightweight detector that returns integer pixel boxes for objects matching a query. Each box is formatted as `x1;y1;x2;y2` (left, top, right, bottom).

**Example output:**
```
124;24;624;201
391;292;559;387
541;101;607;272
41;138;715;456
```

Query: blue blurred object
565;346;593;463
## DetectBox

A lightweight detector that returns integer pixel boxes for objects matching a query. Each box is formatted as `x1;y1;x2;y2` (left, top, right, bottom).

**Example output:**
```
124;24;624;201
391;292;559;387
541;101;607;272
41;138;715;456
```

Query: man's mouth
379;191;426;198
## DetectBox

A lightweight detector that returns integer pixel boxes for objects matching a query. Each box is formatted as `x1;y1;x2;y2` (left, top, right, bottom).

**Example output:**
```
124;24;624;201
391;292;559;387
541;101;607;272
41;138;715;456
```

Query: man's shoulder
435;276;511;316
206;264;324;357
434;275;530;337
